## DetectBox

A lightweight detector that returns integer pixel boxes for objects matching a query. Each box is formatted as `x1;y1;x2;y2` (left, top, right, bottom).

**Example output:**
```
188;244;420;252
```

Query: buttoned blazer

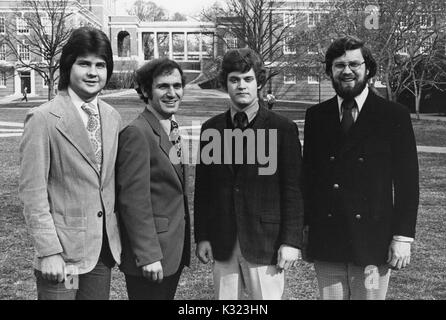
194;106;304;265
116;108;190;277
18;91;122;274
303;91;419;266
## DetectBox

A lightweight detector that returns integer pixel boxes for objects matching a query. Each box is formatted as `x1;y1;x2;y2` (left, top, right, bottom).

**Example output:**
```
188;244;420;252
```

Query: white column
138;31;144;63
30;69;35;96
169;32;173;60
154;32;159;59
14;70;21;95
184;32;187;60
199;32;203;60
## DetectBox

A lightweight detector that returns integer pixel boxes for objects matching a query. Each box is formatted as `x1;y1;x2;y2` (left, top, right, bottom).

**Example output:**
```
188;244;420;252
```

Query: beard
331;74;368;100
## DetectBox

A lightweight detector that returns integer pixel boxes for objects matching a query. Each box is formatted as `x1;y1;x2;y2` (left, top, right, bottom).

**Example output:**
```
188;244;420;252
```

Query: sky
115;0;220;16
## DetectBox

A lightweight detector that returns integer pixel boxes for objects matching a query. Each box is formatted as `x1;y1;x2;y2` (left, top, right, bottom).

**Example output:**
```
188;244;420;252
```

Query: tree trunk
415;90;422;120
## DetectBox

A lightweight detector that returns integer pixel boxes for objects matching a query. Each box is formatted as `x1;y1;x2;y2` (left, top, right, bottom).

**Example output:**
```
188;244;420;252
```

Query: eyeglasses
333;61;365;71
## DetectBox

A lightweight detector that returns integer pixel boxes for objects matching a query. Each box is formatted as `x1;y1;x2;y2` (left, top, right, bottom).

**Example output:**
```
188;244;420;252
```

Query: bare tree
127;0;167;22
202;0;304;88
291;0;446;112
0;0;74;100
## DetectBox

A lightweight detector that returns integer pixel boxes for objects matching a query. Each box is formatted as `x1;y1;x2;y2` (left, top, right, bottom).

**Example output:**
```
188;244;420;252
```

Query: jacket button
330;156;336;162
355;214;361;220
358;157;364;163
328;213;333;218
333;184;340;190
97;211;103;218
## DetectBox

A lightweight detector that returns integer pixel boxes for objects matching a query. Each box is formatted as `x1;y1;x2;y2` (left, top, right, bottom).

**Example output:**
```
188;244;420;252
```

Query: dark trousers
124;266;183;300
34;257;112;300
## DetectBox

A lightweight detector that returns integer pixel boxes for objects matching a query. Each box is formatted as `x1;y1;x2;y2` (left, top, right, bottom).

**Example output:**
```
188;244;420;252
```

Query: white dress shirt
67;87;99;129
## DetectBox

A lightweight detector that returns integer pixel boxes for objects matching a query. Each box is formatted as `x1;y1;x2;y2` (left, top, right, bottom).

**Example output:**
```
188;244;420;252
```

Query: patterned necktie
341;99;356;134
169;119;182;159
81;103;102;171
234;111;248;130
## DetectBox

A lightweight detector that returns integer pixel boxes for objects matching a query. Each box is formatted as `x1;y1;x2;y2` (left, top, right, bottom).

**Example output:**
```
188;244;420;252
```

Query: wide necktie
341;99;356;134
170;119;182;159
81;103;102;171
234;111;248;130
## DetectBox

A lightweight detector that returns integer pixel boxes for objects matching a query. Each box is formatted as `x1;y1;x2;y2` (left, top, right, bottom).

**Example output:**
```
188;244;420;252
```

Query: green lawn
0;95;445;300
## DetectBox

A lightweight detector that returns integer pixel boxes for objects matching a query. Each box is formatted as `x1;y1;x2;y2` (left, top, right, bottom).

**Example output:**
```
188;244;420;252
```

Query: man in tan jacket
18;27;122;300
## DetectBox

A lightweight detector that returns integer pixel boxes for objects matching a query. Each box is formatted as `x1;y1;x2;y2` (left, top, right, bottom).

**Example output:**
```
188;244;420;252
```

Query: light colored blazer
19;91;122;274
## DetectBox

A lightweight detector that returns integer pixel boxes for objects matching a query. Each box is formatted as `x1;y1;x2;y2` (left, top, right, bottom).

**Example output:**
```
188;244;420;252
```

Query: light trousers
213;240;284;300
314;260;391;300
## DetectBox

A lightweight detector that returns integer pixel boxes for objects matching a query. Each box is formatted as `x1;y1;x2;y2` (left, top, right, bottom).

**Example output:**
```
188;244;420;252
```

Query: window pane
157;32;169;58
143;33;155;60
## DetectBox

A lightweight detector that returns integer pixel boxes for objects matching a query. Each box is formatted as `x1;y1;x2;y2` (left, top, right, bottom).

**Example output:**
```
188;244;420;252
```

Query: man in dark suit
194;48;304;300
303;36;419;300
116;59;190;300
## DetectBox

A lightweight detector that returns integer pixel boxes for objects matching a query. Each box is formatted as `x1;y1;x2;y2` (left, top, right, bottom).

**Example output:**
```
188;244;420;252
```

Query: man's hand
40;254;66;283
276;244;301;272
196;241;214;264
142;261;163;283
387;240;411;270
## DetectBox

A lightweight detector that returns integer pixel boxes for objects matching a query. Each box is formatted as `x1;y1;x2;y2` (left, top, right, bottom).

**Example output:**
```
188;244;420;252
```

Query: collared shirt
68;87;99;128
337;86;369;122
336;86;414;244
146;104;177;137
230;100;260;126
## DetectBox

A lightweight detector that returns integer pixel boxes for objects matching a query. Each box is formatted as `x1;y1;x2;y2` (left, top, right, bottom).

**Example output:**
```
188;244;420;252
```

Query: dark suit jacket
116;108;190;277
303;91;419;266
194;106;304;265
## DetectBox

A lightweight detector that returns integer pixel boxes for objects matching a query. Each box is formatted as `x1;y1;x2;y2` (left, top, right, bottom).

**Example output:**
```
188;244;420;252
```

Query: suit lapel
220;110;234;175
320;97;343;154
53;93;99;176
339;91;378;156
98;100;118;183
141;108;184;185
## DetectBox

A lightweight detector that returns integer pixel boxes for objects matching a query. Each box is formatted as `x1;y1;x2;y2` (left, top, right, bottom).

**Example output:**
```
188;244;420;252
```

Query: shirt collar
337;86;369;113
230;100;260;125
68;87;98;111
146;104;176;136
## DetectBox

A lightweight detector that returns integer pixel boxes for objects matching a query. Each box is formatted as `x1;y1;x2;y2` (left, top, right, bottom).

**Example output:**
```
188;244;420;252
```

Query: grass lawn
0;94;445;300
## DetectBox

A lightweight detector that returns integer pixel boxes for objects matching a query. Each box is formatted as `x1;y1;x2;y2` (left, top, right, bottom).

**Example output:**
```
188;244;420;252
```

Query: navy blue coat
303;91;419;266
194;106;304;265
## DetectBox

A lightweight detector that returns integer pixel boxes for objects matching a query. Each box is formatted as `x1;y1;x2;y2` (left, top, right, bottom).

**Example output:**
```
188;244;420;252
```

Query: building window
308;44;318;54
419;14;432;28
308;13;318;27
143;32;155;60
0;72;6;87
117;31;131;57
0;16;5;33
42;16;52;35
0;43;6;60
284;13;298;27
283;36;296;54
157;32;169;58
224;35;238;50
187;32;200;60
172;33;185;61
284;73;296;84
308;75;319;84
202;33;214;57
17;17;30;34
18;43;30;61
